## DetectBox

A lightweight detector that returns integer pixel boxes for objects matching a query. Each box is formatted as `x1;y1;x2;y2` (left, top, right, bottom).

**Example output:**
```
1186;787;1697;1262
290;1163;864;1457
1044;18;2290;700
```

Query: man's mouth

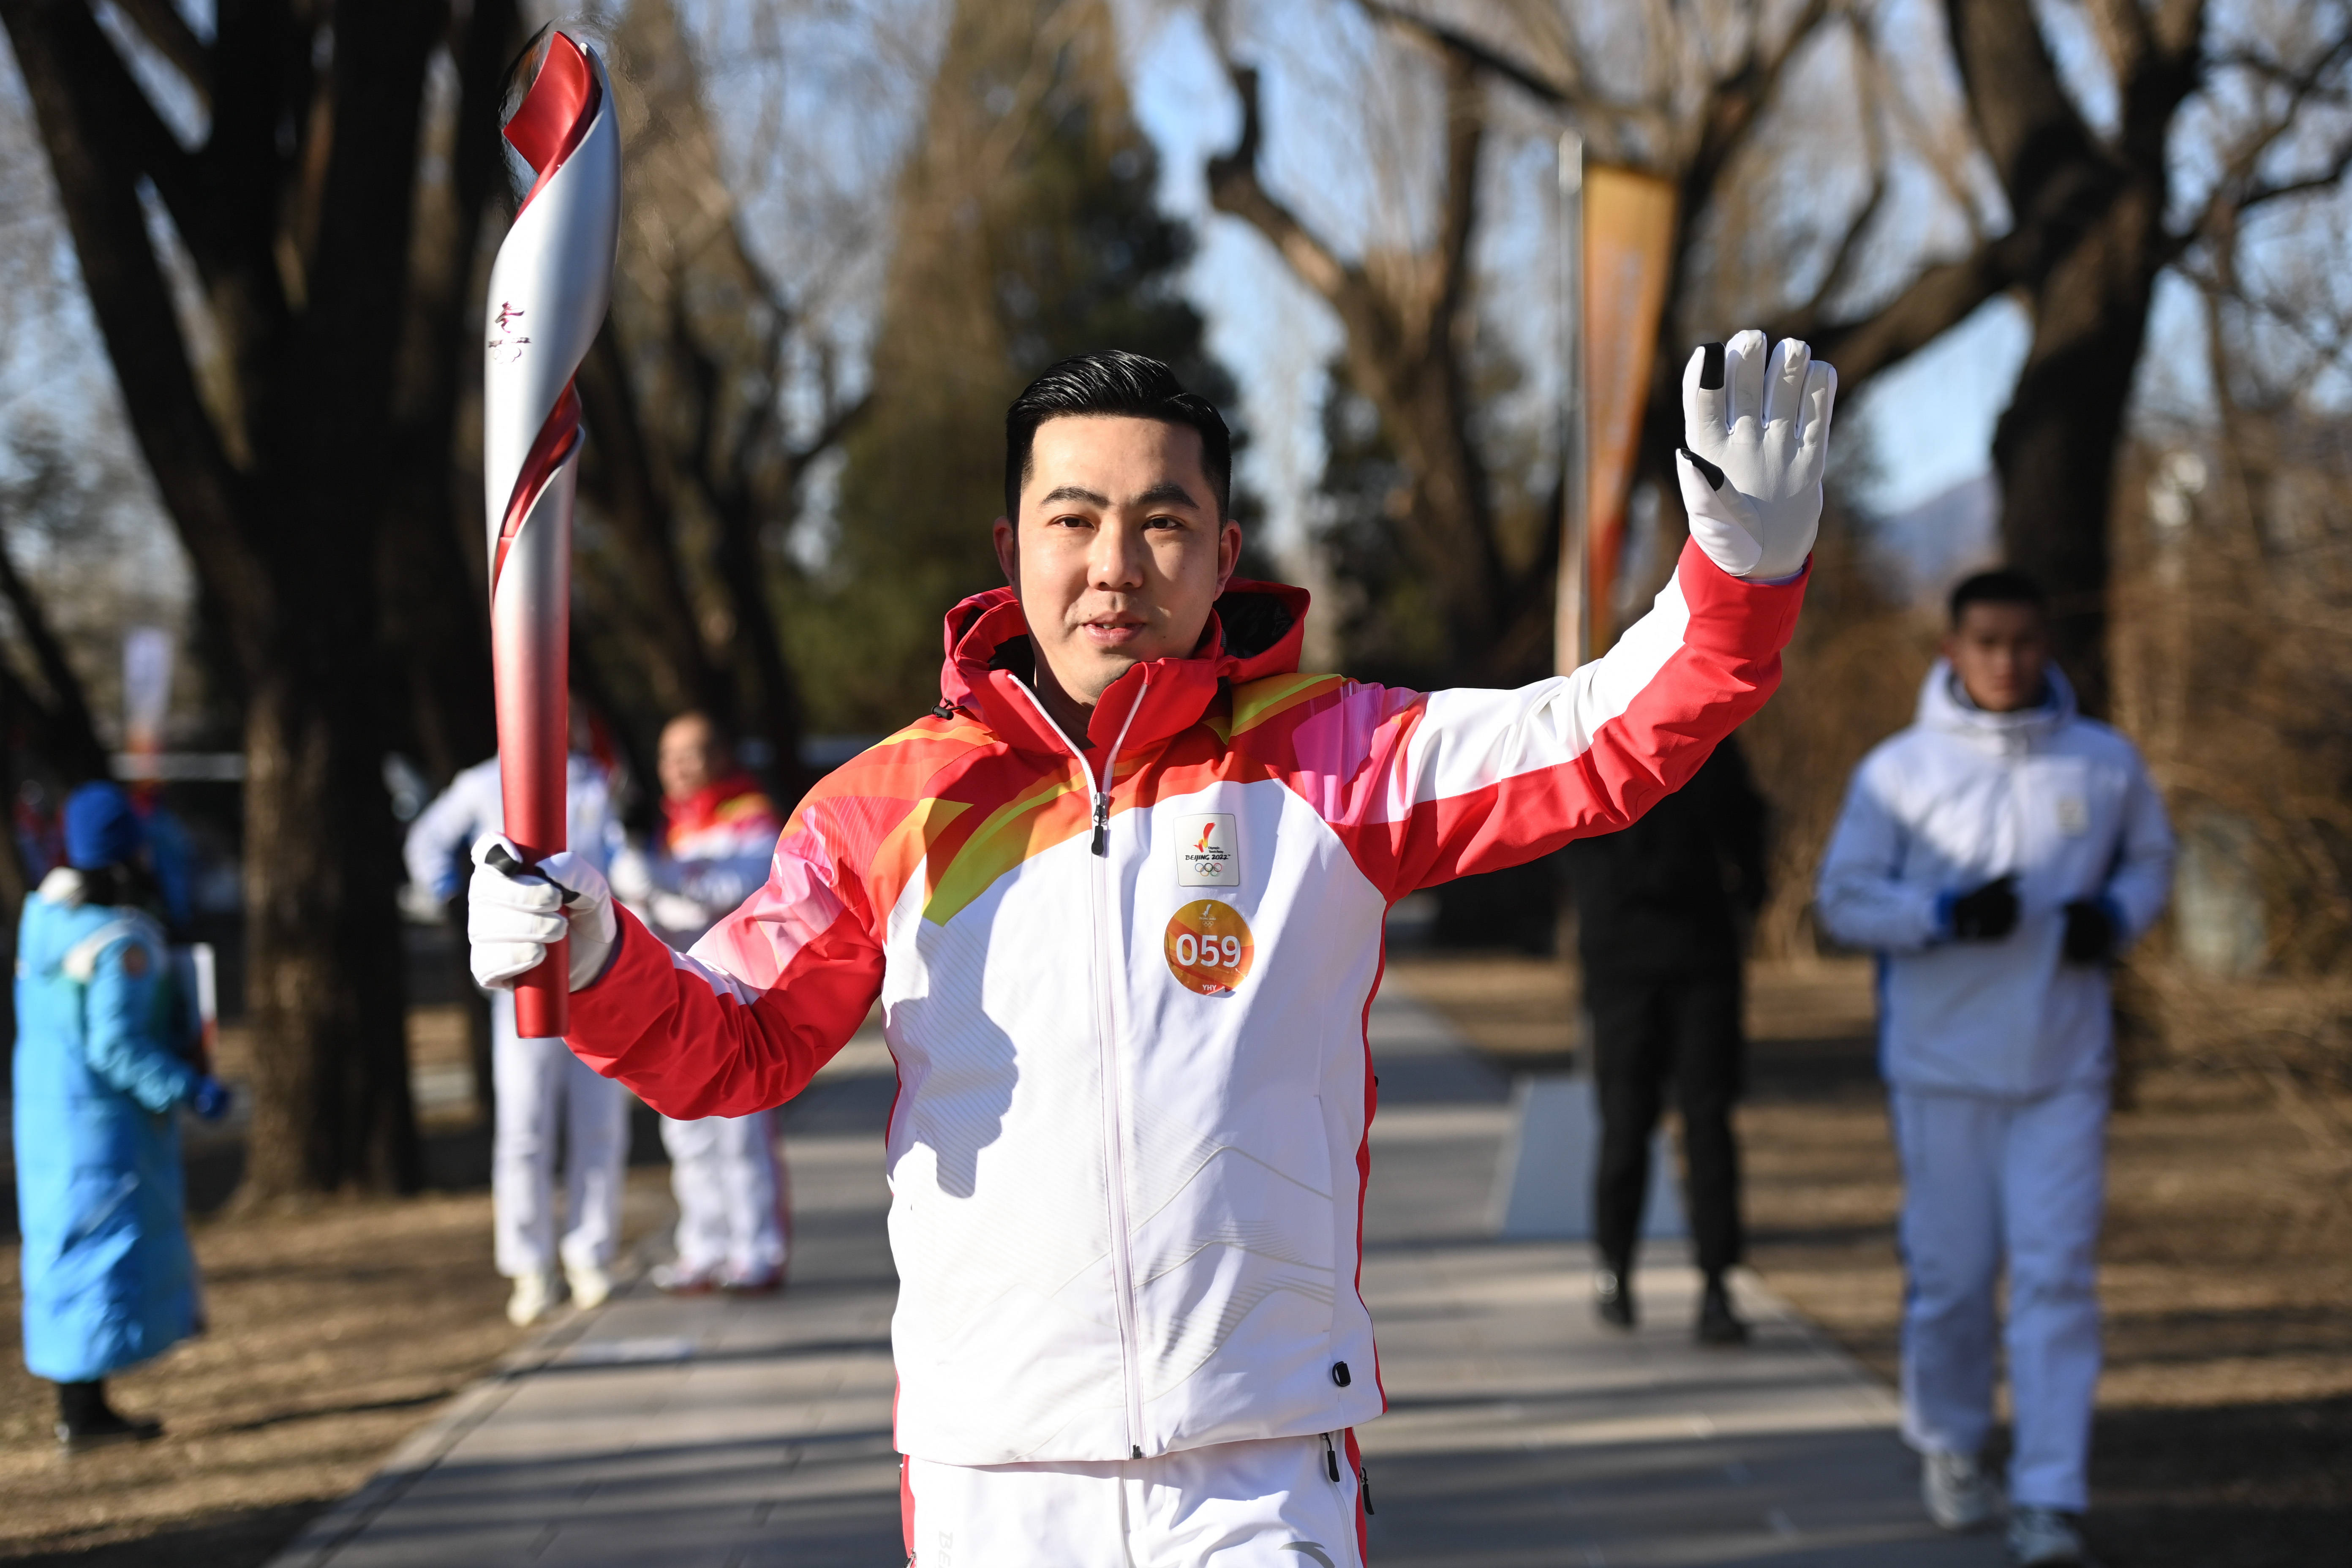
1080;617;1147;647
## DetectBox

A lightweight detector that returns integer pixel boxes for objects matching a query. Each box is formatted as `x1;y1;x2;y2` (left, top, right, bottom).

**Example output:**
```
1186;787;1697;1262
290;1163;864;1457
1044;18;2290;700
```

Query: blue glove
190;1076;232;1122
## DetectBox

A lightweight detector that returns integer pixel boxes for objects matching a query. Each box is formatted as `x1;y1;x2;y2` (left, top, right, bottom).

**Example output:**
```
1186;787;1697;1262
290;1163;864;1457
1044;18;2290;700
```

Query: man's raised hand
468;834;619;994
1675;329;1837;581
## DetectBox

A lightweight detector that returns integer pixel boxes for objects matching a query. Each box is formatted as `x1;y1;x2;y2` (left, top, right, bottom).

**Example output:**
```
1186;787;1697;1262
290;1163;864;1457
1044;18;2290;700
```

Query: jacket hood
19;868;111;975
937;578;1312;757
1916;657;2076;748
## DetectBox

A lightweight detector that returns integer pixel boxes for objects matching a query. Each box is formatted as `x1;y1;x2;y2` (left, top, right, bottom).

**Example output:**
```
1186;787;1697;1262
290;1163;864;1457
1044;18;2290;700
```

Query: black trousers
1587;964;1745;1278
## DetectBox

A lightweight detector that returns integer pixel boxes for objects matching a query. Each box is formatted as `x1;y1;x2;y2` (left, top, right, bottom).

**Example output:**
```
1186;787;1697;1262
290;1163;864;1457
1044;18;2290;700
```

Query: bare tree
578;0;875;793
1203;0;2352;708
0;0;534;1196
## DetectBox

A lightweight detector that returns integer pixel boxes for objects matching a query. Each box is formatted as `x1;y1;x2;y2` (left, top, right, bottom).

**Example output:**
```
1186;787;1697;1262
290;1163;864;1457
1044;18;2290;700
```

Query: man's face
992;416;1242;716
1944;601;2051;713
657;715;725;802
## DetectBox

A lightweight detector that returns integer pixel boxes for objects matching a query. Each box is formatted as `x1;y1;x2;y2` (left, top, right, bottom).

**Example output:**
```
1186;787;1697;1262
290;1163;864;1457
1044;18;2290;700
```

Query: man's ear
1216;519;1243;594
992;516;1019;591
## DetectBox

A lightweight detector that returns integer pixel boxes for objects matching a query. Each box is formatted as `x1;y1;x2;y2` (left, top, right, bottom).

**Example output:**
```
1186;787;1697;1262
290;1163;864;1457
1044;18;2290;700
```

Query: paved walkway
269;992;2001;1567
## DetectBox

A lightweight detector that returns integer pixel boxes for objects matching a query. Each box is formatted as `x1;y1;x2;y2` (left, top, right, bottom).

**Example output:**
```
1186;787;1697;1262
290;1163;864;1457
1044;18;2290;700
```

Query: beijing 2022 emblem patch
1176;812;1239;887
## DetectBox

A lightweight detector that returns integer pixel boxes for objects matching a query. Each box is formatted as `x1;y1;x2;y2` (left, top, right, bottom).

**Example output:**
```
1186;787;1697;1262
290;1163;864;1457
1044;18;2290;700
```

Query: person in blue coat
13;782;230;1451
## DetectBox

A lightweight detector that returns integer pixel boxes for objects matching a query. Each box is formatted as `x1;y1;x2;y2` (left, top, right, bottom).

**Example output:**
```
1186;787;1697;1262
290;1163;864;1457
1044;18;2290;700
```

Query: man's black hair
1949;568;2047;626
1003;351;1232;522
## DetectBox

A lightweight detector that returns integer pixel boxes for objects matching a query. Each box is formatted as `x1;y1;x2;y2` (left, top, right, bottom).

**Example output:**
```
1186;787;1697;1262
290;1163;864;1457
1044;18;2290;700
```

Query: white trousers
902;1433;1368;1568
490;989;629;1278
1892;1085;2107;1512
658;1111;789;1281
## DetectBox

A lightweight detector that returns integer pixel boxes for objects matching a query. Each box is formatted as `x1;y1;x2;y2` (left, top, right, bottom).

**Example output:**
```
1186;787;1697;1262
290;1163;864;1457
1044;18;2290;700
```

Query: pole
483;30;620;1038
1554;131;1587;677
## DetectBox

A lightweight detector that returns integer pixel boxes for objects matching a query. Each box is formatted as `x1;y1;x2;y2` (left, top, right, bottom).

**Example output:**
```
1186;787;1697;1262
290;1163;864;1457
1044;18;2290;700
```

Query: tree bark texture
1223;0;2286;713
0;0;535;1195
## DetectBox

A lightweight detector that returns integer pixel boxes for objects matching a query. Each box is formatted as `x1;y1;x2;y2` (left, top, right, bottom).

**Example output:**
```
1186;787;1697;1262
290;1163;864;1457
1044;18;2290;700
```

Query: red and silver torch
483;29;619;1038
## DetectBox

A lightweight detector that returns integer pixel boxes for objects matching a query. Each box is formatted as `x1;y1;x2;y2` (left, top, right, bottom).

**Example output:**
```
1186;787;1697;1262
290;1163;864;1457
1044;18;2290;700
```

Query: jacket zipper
1011;673;1152;1456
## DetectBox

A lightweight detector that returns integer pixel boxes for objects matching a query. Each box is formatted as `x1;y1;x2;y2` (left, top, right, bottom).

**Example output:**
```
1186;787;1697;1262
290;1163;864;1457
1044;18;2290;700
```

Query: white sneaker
651;1259;719;1295
1922;1449;1993;1530
2007;1505;2088;1565
565;1261;615;1310
506;1270;558;1327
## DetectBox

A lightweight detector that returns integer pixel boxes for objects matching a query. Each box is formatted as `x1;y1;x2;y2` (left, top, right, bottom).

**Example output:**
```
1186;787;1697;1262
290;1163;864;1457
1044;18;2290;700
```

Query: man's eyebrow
1035;481;1205;511
1133;480;1203;510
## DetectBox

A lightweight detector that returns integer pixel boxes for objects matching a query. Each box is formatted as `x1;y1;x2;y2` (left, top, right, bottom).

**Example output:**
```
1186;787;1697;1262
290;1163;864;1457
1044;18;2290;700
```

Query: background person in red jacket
611;712;790;1294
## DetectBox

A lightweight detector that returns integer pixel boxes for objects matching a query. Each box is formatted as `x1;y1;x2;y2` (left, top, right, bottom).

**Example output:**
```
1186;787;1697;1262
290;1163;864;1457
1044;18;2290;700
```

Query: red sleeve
1296;542;1806;896
564;836;886;1119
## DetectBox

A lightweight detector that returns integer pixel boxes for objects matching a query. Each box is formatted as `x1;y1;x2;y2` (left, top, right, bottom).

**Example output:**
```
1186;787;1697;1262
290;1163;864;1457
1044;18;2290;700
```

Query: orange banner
1582;166;1677;655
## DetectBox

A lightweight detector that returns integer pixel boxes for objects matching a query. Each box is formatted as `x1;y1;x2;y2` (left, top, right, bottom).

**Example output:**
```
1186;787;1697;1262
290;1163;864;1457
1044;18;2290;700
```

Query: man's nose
1089;517;1146;589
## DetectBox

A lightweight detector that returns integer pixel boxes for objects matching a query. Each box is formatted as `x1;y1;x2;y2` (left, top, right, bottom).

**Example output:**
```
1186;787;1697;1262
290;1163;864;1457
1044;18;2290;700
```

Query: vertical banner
1553;135;1585;679
1566;164;1677;666
122;626;173;786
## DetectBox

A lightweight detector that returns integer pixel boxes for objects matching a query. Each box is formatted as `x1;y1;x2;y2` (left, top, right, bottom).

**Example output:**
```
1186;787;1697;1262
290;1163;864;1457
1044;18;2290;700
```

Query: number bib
1163;900;1256;997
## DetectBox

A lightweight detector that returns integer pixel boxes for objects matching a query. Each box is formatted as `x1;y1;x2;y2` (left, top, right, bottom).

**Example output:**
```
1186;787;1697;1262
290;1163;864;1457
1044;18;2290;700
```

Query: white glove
607;844;656;906
467;834;619;993
1675;328;1837;580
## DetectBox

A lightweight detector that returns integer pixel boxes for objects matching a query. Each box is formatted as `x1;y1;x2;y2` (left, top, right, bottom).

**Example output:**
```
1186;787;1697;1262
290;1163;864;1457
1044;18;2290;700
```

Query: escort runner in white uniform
406;744;629;1326
468;338;1836;1563
1817;569;2173;1566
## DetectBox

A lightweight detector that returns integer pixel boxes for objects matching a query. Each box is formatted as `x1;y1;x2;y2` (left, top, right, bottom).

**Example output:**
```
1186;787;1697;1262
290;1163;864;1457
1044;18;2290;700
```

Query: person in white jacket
610;712;791;1294
1816;569;2172;1568
405;723;631;1327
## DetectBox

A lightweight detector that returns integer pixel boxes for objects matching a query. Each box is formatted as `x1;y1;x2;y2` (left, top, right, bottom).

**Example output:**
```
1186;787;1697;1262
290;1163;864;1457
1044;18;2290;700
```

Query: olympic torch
483;28;619;1038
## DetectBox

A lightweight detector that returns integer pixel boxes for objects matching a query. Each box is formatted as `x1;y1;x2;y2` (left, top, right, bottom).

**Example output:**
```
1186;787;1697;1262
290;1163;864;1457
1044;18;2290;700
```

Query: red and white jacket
566;541;1805;1466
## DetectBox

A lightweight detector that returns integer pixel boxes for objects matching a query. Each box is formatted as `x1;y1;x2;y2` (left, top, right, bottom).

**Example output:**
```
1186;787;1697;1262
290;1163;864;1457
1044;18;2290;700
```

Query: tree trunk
1992;185;2167;719
239;660;419;1197
708;498;812;800
378;0;517;785
574;323;735;727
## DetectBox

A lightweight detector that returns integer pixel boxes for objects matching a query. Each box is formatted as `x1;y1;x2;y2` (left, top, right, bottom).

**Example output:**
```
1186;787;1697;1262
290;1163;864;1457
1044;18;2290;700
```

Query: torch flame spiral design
483;30;620;1038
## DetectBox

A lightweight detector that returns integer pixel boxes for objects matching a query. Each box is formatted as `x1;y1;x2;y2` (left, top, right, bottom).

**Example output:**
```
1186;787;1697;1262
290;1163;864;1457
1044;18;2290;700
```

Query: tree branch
1357;0;1572;109
2080;0;2155;84
1431;40;1483;351
0;0;264;656
1678;0;1837;203
2178;31;2352;250
1780;18;1890;332
113;0;208;111
18;0;211;267
0;537;107;780
573;318;724;718
1205;65;1356;305
1801;244;2010;387
1945;0;2105;215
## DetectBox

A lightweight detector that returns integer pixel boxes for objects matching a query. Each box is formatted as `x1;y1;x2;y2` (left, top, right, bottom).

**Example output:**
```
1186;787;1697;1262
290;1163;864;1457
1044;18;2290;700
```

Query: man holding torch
466;325;1834;1560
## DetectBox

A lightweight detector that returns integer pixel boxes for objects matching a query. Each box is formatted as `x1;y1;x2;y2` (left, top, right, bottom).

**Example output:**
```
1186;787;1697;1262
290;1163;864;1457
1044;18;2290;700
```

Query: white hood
1915;659;2075;754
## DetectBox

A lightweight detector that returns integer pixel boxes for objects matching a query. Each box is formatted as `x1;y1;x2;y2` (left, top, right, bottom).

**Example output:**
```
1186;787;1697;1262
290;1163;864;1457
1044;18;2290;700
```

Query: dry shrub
1740;502;1940;961
2112;419;2352;1097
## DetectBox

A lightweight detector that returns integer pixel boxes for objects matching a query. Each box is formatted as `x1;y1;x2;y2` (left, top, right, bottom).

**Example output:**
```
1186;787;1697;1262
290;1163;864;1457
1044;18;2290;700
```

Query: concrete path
269;991;2002;1567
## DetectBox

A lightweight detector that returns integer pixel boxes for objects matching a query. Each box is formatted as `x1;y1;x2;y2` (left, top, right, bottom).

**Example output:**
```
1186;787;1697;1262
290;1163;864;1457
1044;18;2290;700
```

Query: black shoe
1593;1266;1636;1328
55;1406;163;1453
1696;1277;1750;1345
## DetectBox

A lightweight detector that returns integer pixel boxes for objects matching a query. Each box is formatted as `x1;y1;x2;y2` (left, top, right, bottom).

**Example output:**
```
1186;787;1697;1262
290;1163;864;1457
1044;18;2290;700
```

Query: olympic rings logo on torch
482;26;620;1039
